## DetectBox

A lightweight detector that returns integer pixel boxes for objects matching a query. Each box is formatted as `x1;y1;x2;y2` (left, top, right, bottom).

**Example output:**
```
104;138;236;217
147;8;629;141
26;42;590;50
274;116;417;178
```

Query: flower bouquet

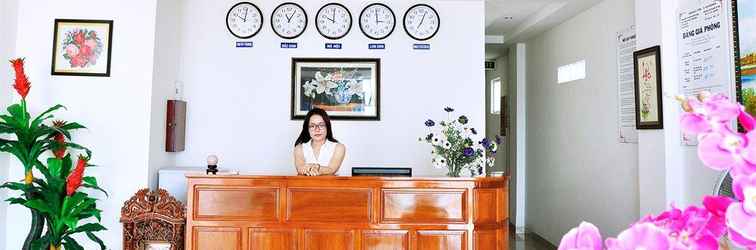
302;70;366;108
0;58;108;250
419;107;501;177
558;92;756;250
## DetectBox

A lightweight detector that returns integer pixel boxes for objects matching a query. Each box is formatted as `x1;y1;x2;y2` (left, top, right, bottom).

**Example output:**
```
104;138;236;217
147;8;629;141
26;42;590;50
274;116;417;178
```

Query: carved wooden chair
121;188;186;250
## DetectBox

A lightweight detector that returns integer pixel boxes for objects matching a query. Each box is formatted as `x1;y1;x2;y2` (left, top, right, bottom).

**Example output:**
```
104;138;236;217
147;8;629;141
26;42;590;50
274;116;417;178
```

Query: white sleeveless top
302;140;336;166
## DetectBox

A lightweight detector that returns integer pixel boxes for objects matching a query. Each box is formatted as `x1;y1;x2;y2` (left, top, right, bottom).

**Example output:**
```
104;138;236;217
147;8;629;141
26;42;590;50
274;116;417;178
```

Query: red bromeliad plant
0;58;108;250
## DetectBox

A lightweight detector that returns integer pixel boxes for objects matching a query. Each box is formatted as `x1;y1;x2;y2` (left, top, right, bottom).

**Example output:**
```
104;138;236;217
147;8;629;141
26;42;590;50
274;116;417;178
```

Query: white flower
303;81;316;98
491;143;498;152
431;135;442;146
442;140;452;149
326;80;338;90
432;156;448;169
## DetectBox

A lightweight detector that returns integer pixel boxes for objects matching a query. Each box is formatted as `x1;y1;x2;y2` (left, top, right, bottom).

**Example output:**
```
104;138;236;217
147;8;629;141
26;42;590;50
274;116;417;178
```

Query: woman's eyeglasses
309;123;326;130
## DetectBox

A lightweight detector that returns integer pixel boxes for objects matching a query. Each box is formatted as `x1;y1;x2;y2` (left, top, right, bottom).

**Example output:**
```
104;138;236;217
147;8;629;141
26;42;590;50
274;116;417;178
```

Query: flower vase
446;164;462;177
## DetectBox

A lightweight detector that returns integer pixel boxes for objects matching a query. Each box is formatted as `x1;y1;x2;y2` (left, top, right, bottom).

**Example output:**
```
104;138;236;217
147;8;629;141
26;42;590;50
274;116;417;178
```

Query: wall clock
271;2;307;39
226;2;263;39
316;3;352;39
359;3;395;40
403;4;439;41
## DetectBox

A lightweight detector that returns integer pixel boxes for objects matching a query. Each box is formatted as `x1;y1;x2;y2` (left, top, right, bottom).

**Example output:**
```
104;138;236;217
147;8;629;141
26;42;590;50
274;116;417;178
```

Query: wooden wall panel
193;227;241;250
287;188;371;222
248;228;296;250
474;189;498;223
415;230;466;250
474;230;500;250
195;187;279;221
382;189;466;223
303;229;355;250
362;230;409;250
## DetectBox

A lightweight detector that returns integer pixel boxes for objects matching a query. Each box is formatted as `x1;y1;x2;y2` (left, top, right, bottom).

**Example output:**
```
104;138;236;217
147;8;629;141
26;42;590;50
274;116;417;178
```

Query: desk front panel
185;175;508;250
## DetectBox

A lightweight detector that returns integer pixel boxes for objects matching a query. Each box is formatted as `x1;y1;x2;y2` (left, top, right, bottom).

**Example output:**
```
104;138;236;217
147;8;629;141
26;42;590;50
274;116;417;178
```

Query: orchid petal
681;113;711;134
558;222;602;250
726;203;756;247
741;110;756;132
698;133;736;171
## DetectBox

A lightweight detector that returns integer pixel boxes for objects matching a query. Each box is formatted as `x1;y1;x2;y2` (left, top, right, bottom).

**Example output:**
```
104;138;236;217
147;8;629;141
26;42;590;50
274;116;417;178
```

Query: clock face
271;2;307;39
403;4;439;41
316;3;352;39
359;3;395;40
226;2;263;39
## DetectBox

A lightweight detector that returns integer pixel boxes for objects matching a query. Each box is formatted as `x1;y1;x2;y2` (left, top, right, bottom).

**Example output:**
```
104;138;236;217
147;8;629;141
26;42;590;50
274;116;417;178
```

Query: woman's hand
305;164;320;176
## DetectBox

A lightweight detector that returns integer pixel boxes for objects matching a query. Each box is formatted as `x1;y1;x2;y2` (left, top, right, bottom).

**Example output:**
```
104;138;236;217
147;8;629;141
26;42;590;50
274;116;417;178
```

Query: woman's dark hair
295;108;339;146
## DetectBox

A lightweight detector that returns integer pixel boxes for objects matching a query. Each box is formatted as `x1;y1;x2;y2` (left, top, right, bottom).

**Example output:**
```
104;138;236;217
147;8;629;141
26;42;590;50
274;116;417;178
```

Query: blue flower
495;135;502;144
458;115;469;125
471;128;477;135
444;107;455;112
425;119;435;127
479;138;491;148
425;133;434;141
463;147;474;157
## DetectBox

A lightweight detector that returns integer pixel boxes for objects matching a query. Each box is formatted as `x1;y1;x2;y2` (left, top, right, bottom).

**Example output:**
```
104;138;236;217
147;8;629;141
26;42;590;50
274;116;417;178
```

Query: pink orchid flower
605;223;671;250
680;94;741;135
559;222;603;250
726;173;756;249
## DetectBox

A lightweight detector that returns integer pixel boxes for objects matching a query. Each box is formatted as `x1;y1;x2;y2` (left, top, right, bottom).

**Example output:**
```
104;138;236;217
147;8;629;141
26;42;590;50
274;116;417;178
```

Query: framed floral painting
633;46;664;129
291;58;381;120
734;0;756;116
51;19;113;77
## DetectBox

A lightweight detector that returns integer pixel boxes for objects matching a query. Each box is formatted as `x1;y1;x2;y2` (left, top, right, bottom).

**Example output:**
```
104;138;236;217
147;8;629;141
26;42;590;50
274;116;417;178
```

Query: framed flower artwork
51;19;113;77
734;0;756;117
633;46;664;129
291;58;381;120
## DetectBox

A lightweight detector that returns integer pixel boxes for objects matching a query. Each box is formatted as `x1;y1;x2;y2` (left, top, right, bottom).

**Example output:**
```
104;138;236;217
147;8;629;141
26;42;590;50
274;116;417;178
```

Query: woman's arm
318;144;346;175
293;146;313;175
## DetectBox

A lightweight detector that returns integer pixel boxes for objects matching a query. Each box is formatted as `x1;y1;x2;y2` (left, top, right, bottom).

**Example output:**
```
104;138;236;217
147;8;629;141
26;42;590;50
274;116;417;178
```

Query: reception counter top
185;174;509;250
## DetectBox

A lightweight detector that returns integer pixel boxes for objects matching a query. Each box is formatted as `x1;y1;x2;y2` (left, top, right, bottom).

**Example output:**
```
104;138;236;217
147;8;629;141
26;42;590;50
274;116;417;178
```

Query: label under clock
236;41;254;48
413;44;430;50
281;42;298;49
369;44;386;50
325;43;342;49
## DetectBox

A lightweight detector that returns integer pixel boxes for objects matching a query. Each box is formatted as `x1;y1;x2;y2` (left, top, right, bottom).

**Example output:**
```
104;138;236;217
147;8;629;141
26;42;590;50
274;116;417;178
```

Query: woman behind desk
293;108;346;176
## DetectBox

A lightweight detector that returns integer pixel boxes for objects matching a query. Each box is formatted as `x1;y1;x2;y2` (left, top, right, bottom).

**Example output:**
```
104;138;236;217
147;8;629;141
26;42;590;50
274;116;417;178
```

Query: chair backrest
120;188;186;250
714;171;735;198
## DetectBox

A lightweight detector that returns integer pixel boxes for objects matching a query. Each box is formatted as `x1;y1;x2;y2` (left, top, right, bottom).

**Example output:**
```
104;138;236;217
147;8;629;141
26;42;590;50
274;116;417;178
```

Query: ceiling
484;0;604;59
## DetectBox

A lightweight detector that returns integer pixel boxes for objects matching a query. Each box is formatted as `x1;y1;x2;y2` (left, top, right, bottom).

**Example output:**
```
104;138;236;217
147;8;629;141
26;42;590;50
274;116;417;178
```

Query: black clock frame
359;3;396;40
403;3;440;41
271;2;308;39
315;2;353;40
225;2;263;39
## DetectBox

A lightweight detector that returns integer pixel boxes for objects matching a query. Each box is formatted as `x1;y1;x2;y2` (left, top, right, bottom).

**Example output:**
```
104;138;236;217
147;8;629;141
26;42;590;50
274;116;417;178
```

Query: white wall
148;0;182;189
4;1;158;249
174;0;486;176
524;0;638;244
508;43;527;234
485;55;508;173
0;0;19;245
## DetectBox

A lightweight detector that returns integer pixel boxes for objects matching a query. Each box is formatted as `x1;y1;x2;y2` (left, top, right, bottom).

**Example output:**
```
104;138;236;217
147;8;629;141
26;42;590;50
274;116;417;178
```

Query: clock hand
286;11;294;23
418;12;426;28
332;9;336;23
243;8;248;22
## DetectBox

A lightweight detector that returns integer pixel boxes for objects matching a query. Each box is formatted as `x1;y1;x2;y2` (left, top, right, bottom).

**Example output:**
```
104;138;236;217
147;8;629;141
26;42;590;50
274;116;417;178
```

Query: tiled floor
509;228;557;250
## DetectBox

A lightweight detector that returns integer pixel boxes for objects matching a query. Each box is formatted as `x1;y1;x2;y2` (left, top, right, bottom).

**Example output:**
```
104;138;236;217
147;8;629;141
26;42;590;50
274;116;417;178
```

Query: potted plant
419;107;501;177
0;58;107;250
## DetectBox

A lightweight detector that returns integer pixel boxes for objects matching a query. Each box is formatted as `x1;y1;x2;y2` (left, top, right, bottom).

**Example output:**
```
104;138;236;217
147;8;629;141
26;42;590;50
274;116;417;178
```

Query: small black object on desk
206;155;219;175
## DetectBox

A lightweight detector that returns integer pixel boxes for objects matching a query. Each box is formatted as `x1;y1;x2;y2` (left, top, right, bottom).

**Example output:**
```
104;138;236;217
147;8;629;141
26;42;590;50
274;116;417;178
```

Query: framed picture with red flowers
51;19;113;77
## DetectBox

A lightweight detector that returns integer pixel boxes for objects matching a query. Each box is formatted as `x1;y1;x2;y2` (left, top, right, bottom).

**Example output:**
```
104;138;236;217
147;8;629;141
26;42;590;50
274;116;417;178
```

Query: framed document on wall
633;46;664;129
291;58;381;120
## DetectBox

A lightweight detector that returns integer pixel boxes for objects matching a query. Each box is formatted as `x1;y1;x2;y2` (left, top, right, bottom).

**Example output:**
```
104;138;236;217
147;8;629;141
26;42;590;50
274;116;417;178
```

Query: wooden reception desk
185;174;508;250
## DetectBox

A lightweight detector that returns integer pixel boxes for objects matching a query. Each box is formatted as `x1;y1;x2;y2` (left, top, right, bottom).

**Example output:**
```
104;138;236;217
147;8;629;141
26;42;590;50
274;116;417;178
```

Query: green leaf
62;236;84;250
60;154;73;178
30;104;65;129
68;223;106;234
5;197;27;205
82;177;108;197
6;104;28;126
23;199;53;215
86;232;107;250
0;182;27;191
47;158;63;178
